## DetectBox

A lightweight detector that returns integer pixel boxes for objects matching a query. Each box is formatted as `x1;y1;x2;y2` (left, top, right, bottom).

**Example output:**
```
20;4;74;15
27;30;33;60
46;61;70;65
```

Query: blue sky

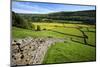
12;1;96;14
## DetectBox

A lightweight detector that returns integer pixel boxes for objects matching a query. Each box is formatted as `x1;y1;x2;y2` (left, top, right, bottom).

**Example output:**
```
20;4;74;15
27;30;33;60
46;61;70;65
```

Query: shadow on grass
71;38;95;47
49;30;85;38
49;29;95;47
82;31;95;33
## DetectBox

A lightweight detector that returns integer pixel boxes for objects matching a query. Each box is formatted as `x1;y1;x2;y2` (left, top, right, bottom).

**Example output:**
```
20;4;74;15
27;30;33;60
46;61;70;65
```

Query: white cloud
12;8;34;13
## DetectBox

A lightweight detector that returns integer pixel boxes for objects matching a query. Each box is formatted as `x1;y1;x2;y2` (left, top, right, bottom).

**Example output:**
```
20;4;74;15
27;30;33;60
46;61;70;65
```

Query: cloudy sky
12;1;96;14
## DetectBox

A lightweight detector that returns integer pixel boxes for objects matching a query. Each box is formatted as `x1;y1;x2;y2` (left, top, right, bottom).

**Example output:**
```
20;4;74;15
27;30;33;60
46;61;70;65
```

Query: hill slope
15;10;96;24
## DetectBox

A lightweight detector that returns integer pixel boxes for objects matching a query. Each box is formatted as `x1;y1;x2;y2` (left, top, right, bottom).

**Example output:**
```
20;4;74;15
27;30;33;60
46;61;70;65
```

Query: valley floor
12;23;96;65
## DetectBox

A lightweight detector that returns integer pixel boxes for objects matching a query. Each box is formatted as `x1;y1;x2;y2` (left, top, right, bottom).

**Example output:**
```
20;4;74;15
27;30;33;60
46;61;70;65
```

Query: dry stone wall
11;37;65;66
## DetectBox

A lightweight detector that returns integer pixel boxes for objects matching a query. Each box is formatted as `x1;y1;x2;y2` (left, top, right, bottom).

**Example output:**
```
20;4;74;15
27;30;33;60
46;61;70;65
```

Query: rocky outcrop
11;37;65;66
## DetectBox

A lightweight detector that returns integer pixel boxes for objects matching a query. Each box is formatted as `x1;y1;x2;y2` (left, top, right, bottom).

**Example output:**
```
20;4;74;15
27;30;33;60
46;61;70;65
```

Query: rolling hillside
16;10;96;24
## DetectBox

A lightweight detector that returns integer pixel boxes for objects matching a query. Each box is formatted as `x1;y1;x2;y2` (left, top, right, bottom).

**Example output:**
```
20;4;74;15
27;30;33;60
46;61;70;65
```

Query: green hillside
17;10;96;24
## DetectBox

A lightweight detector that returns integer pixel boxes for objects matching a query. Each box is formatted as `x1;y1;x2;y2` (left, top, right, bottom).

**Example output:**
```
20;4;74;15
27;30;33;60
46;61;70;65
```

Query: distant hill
48;10;96;17
15;10;96;24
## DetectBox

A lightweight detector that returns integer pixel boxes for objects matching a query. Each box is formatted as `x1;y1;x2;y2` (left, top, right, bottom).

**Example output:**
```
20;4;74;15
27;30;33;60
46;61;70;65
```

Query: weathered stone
11;37;65;66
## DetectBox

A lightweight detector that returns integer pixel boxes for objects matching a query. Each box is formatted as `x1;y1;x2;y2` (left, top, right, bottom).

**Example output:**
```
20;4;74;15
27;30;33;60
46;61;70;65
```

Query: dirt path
11;37;65;66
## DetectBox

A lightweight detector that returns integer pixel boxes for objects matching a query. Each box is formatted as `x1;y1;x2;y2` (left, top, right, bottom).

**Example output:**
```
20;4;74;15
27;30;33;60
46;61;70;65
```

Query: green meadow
12;22;96;63
43;42;96;64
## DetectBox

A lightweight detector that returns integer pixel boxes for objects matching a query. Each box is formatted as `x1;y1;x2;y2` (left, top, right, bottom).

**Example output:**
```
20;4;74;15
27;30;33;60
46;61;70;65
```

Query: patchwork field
12;22;96;64
32;22;96;46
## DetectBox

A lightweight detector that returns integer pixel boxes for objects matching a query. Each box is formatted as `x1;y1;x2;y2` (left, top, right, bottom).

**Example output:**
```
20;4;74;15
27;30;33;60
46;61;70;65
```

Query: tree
36;25;41;31
32;24;35;30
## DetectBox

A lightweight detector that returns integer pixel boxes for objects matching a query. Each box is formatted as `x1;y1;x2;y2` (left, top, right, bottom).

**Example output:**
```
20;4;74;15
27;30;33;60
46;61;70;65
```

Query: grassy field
43;41;96;64
32;22;96;46
12;27;66;39
12;22;96;64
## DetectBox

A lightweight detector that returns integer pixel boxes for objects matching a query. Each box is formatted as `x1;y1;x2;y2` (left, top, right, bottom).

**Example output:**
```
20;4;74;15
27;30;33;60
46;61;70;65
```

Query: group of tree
12;12;42;31
12;11;33;30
